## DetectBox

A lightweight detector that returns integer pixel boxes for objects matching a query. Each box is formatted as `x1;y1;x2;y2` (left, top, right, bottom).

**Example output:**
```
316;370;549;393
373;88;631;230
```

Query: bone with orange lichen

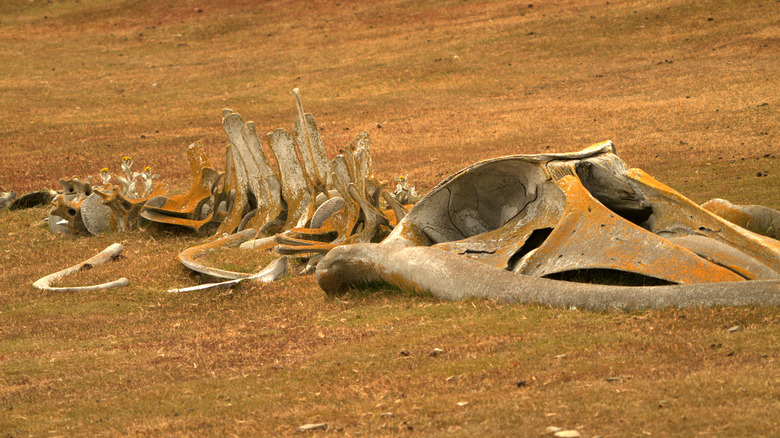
316;141;780;309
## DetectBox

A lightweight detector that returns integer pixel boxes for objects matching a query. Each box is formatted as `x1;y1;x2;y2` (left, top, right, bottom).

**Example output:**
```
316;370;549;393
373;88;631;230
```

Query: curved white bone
177;229;258;280
32;243;129;292
168;256;288;293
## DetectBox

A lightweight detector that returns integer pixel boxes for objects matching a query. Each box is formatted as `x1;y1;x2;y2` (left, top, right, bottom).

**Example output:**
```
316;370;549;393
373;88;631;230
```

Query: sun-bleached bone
293;88;330;196
267;128;316;230
168;256;288;293
316;142;780;309
32;243;129;292
178;229;258;280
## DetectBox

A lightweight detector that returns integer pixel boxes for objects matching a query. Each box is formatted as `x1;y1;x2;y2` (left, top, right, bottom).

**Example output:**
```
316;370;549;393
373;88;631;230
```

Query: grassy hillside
0;0;778;436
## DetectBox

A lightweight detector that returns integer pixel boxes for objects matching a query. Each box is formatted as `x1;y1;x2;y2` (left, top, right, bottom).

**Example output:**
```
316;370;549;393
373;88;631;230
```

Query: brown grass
0;0;778;436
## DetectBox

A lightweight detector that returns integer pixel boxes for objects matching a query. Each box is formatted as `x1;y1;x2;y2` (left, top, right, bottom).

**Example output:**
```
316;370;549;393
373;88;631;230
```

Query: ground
0;0;778;436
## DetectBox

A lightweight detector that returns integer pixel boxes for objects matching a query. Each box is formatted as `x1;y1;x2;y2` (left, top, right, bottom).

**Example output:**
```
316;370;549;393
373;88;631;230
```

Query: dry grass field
1;0;778;436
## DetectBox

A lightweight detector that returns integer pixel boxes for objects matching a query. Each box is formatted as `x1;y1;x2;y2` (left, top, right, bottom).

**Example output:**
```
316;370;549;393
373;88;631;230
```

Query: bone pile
48;158;167;236
158;89;408;281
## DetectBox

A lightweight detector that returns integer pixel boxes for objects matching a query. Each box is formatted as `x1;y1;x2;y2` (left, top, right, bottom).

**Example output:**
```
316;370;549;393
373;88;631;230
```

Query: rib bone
32;243;129;292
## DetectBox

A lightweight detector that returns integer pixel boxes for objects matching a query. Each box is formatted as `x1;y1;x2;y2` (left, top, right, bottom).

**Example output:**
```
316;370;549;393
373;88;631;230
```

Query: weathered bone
267;128;316;230
0;191;17;210
177;228;258;280
32;243;129;292
50;182;90;235
316;142;780;309
141;141;220;225
168;256;288;293
293;88;330;196
95;183;168;233
213;140;250;236
80;192;116;235
310;197;346;229
173;94;413;283
239;235;278;251
242;121;283;226
223;112;267;230
5;189;57;210
702;198;780;240
316;243;779;310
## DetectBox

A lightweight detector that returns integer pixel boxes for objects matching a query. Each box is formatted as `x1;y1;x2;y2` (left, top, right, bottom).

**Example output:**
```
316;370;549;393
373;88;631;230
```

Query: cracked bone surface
316;141;780;309
175;90;405;282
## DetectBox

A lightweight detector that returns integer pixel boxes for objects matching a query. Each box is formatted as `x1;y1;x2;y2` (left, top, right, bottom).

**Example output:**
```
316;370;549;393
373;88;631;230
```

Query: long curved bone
168;256;288;292
177;229;258;280
33;243;129;292
316;244;780;310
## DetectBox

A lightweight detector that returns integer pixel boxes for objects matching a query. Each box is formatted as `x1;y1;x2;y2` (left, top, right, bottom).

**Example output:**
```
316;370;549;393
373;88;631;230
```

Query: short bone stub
316;142;780;310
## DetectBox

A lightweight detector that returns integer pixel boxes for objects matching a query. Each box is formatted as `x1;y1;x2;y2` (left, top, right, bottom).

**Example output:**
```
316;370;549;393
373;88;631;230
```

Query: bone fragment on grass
168;256;287;293
32;243;129;292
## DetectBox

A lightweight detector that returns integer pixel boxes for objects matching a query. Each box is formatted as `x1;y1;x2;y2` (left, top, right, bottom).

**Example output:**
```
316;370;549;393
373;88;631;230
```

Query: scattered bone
32;243;129;292
296;423;327;433
168;257;287;292
4;189;57;210
0;191;17;210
